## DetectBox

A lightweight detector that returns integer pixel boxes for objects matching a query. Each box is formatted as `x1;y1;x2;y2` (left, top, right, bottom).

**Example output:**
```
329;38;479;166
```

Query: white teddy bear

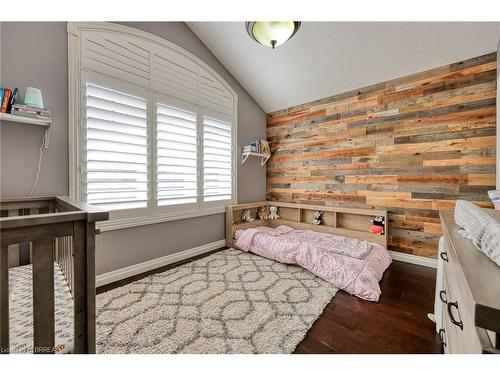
241;209;254;222
268;206;280;220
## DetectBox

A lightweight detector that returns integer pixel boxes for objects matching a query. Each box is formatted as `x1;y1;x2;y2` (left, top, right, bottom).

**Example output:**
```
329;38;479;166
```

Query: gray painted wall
0;22;266;275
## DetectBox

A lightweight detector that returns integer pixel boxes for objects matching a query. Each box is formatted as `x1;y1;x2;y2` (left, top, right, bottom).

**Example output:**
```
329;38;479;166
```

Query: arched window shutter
69;22;238;226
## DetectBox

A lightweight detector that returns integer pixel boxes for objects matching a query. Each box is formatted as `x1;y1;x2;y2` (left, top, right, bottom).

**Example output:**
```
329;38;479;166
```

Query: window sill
96;207;226;232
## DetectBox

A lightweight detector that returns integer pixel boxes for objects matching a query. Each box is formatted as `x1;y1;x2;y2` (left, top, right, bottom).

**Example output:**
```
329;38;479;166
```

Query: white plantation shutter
203;116;232;202
81;31;150;87
199;73;234;116
72;24;237;223
84;83;148;210
156;103;198;206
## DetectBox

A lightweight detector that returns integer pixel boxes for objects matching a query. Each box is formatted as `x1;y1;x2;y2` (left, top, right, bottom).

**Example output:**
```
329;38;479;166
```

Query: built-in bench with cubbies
225;201;388;249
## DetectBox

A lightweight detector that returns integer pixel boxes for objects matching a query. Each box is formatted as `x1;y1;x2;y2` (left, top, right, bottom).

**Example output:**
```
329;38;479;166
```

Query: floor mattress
8;262;74;354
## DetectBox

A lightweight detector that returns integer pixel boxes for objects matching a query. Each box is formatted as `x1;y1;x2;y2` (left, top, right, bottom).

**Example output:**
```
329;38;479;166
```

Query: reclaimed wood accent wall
266;53;496;259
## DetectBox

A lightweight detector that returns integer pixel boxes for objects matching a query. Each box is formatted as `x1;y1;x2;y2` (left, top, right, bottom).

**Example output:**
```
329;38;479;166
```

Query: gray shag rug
96;248;337;353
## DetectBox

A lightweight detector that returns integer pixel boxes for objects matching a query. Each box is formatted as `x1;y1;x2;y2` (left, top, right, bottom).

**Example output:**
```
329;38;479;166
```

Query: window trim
68;22;238;231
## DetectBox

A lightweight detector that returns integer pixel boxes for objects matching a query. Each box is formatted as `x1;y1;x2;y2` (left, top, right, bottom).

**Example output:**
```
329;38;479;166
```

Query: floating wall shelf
242;151;271;167
0;112;51;128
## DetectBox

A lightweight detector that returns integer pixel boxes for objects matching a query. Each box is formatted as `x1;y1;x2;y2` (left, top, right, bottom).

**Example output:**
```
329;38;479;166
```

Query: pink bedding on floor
235;225;392;301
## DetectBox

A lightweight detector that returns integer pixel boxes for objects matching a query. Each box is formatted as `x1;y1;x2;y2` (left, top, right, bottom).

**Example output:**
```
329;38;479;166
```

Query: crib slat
85;221;96;354
56;236;74;294
64;238;69;289
32;239;55;354
68;237;73;292
73;221;87;353
19;209;31;266
0;245;9;354
18;243;30;266
7;244;19;267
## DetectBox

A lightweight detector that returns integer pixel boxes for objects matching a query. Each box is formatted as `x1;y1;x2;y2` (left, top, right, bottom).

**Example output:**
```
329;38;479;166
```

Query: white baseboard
96;239;226;287
389;250;437;268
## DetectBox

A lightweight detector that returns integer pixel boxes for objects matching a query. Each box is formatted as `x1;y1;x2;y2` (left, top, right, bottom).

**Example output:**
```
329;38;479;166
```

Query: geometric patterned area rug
96;248;337;353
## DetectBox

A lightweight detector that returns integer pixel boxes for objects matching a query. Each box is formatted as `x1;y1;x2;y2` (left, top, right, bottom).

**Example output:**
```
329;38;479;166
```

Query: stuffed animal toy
312;210;323;225
370;216;385;235
257;206;268;220
241;209;254;222
268;206;280;220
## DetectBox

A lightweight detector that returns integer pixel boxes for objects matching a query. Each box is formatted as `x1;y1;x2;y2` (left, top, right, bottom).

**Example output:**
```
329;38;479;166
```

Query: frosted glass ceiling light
245;21;301;49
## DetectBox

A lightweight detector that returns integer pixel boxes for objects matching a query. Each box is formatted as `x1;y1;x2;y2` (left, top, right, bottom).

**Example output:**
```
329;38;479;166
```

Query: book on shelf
11;103;50;116
260;140;270;155
250;140;259;153
7;88;19;113
0;87;51;121
0;87;19;113
1;88;12;113
11;108;51;117
10;109;51;120
243;140;271;156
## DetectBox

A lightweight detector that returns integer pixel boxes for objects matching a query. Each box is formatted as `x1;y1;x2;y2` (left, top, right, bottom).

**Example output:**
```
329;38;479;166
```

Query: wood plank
0;245;9;354
423;157;496;167
85;221;97;354
0;198;52;211
54;196;109;222
32;239;55;354
467;174;496;186
0;211;86;230
1;223;73;247
225;206;234;247
72;221;88;353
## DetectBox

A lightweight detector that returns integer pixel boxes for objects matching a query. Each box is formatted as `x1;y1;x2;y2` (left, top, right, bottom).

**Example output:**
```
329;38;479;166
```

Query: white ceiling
187;22;500;113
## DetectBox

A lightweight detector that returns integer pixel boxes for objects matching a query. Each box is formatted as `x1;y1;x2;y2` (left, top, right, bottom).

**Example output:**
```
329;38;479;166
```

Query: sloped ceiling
187;22;500;113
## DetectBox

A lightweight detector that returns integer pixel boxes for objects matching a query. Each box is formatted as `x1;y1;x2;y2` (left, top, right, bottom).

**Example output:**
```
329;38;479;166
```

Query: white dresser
438;211;500;354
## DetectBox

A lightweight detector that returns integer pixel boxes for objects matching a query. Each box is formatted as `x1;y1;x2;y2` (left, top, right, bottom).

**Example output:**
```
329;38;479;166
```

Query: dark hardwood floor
294;260;442;354
97;249;442;354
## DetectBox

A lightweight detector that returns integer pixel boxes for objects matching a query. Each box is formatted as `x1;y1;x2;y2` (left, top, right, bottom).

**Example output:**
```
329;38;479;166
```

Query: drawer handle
440;252;449;262
439;328;447;347
439;290;447;304
447;301;463;330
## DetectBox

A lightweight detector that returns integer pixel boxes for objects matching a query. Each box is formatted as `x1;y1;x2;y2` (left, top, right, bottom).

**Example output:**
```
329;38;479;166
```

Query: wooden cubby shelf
226;201;388;248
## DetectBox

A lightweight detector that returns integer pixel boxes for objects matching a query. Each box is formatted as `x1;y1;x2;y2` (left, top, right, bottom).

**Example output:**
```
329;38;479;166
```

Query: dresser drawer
441;241;482;353
440;271;455;353
439;210;500;354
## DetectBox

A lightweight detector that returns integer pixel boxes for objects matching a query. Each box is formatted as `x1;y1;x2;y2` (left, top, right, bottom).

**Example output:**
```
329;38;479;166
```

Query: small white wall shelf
0;112;51;127
242;151;271;167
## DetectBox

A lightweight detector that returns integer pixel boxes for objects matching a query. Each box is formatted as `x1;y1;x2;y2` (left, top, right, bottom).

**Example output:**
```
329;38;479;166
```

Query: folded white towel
454;200;500;267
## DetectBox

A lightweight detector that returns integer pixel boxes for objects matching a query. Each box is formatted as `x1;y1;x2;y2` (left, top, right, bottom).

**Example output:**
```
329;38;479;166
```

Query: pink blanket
235;225;392;302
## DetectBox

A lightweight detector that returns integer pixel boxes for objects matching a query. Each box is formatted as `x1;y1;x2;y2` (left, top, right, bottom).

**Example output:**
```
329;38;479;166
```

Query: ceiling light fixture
245;21;301;49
